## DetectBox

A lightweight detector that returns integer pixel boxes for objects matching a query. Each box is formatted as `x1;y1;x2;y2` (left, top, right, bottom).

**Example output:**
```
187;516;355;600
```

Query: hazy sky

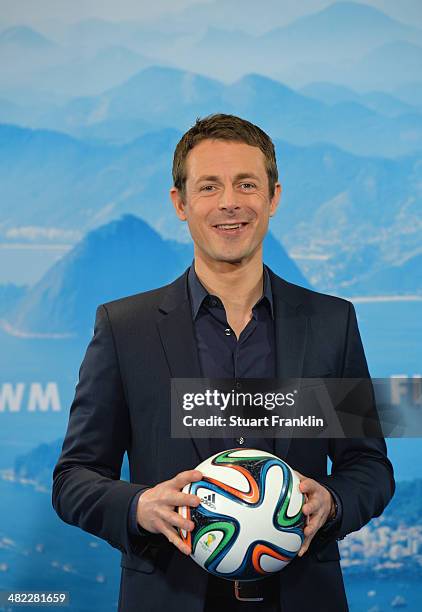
0;0;201;24
0;0;421;29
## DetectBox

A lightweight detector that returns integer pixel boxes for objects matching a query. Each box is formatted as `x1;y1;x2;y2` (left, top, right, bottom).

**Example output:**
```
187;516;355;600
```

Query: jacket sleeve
317;302;395;541
52;304;151;555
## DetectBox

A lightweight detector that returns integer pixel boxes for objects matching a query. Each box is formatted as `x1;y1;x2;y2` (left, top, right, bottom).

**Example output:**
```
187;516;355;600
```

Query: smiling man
53;114;395;612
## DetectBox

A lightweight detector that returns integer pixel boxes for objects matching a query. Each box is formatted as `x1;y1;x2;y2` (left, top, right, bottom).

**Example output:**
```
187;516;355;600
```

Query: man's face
170;139;281;266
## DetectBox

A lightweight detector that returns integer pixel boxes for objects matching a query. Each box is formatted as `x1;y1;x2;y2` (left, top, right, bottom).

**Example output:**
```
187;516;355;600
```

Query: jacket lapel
157;271;201;378
270;270;309;460
156;269;210;462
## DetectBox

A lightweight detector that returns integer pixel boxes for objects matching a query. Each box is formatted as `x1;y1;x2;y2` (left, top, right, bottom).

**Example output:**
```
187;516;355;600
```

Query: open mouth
212;222;248;233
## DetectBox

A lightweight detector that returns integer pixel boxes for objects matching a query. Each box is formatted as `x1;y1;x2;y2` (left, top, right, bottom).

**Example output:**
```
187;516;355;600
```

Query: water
345;575;422;611
0;477;120;612
0;328;86;469
354;300;421;378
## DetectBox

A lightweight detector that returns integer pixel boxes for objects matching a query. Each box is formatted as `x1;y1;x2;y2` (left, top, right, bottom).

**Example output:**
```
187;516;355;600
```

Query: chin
197;242;258;265
213;252;251;265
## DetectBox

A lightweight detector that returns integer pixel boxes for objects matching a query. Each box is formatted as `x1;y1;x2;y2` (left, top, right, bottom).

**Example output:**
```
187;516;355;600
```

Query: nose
217;184;240;213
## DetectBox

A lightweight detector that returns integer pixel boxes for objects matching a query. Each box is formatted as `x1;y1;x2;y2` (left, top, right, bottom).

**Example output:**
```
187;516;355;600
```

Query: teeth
216;223;243;229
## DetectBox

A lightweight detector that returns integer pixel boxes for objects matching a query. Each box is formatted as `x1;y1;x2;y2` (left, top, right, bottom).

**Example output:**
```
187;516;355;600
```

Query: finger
297;533;311;557
302;499;320;516
172;470;203;489
298;502;324;557
303;519;318;538
161;523;191;555
299;478;316;494
167;491;201;508
160;508;195;532
303;510;326;539
298;522;321;556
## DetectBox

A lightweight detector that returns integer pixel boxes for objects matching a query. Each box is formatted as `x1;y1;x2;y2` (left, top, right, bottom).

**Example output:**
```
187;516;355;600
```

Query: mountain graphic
0;26;55;50
50;66;422;157
5;215;309;336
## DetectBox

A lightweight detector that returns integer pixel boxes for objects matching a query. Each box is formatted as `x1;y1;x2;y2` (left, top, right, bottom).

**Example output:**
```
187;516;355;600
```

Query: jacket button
236;437;245;445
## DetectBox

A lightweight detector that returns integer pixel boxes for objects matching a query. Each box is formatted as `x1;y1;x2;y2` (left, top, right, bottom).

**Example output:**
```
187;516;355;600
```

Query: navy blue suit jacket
52;267;395;611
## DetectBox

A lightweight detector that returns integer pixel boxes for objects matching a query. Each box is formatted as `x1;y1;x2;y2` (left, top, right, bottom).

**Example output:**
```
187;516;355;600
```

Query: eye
200;184;217;192
240;182;256;190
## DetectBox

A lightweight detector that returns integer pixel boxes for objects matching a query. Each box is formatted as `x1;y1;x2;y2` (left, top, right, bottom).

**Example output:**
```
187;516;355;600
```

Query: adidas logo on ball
201;493;216;510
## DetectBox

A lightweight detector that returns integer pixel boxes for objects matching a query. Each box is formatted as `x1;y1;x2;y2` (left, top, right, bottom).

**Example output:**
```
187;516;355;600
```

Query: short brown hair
172;113;278;198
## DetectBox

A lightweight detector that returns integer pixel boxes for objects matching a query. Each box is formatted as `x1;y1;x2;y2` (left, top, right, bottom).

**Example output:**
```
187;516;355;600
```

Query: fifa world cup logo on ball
178;449;305;581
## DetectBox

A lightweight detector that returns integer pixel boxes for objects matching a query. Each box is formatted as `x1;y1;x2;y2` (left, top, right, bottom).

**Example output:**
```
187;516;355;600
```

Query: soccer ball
178;448;305;581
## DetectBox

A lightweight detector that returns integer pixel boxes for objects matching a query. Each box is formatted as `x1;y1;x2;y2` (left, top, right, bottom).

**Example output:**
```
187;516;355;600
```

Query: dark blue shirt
188;262;276;379
187;262;276;454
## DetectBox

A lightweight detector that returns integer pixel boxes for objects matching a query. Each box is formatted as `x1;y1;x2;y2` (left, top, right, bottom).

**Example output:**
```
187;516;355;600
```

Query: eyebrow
195;173;261;184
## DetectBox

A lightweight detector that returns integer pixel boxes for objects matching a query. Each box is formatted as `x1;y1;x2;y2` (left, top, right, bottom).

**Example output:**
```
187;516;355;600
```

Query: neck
193;248;264;317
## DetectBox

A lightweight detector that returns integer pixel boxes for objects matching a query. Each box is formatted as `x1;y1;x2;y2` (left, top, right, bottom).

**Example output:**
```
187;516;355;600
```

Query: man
52;114;395;611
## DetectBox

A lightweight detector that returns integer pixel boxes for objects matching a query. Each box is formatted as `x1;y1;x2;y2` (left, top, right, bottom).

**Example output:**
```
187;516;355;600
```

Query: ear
170;187;187;221
269;182;282;217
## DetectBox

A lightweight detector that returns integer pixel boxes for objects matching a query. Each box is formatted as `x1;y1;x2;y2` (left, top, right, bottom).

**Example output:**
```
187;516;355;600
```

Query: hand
295;471;336;557
136;469;202;555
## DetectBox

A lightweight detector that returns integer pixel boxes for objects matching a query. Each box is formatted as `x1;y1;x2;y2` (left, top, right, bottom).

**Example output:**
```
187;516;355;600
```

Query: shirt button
236;381;242;390
236;437;245;445
224;328;231;336
211;298;218;306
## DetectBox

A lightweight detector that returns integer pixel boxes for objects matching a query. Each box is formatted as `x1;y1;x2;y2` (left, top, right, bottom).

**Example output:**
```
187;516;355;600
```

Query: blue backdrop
0;1;421;610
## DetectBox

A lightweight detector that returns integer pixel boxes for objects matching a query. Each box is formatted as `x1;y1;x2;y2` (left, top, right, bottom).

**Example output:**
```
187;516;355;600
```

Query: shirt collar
187;260;274;320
